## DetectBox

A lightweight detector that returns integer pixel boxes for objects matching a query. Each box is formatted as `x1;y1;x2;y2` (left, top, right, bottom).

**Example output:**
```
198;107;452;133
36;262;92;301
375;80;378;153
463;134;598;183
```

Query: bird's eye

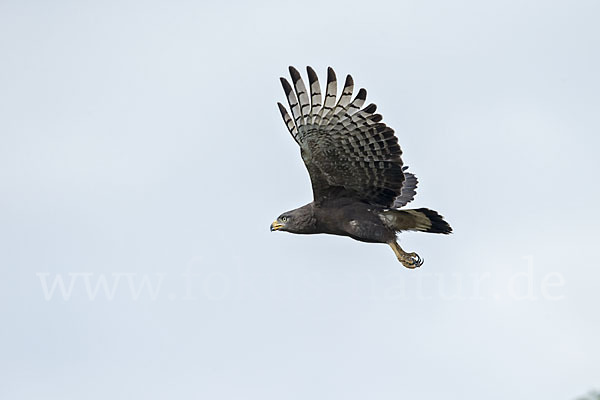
281;216;288;222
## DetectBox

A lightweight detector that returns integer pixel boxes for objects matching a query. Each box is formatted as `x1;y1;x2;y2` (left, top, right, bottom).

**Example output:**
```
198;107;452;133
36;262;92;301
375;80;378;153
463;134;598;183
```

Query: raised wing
277;66;406;207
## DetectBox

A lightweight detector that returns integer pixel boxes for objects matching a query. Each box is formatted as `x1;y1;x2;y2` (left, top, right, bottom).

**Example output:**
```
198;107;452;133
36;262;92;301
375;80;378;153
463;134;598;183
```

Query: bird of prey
270;66;451;268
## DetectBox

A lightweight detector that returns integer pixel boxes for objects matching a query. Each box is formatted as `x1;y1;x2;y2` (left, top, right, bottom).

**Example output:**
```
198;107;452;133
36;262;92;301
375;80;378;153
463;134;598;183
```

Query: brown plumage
270;66;451;268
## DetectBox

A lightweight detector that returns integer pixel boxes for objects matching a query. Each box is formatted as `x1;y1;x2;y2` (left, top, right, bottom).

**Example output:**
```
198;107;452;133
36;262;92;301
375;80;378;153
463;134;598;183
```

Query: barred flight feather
392;169;418;208
277;102;298;142
315;67;337;125
322;74;354;126
306;66;322;125
288;67;310;128
280;78;303;132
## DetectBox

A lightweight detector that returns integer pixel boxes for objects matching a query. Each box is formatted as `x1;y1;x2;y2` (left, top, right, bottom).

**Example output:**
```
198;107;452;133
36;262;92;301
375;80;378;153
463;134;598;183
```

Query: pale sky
1;1;599;399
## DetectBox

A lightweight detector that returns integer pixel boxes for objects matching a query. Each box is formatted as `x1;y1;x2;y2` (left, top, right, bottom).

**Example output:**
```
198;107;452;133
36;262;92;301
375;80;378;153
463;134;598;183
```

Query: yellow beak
270;221;284;231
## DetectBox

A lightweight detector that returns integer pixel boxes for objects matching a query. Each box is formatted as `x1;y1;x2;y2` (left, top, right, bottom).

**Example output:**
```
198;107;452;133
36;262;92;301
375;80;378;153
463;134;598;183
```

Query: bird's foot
389;241;424;269
398;252;423;269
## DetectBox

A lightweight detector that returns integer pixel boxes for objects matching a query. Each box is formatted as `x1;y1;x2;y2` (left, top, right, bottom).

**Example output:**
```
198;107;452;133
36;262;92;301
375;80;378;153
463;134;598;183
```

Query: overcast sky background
1;0;599;399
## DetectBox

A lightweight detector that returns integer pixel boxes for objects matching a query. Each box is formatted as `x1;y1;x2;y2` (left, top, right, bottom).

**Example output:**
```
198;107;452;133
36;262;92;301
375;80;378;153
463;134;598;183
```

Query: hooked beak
270;221;284;231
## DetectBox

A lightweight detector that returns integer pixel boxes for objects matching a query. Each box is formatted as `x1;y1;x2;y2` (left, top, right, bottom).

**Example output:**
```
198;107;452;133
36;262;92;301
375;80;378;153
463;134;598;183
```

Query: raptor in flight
270;66;451;268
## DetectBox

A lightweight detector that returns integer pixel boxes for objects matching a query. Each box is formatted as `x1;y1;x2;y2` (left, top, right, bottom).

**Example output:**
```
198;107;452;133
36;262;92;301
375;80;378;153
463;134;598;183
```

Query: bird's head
270;213;292;232
270;204;316;234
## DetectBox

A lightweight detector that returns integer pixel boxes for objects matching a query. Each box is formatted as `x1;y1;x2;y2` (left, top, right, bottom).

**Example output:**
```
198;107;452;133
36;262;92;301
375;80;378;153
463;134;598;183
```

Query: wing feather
288;66;310;129
315;67;337;125
280;77;303;132
323;74;354;126
392;168;418;208
345;88;367;118
277;102;299;143
306;66;322;125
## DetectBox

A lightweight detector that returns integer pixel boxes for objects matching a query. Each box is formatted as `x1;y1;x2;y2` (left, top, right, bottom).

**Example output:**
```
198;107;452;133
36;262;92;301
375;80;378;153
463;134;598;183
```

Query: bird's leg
388;241;423;269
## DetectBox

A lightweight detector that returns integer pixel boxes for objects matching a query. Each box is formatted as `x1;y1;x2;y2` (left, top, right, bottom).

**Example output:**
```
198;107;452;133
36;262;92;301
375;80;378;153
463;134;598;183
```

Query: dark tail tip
416;208;453;234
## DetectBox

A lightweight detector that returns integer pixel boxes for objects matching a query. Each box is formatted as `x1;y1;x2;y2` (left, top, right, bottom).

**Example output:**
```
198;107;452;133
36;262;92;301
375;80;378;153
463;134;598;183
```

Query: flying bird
270;66;451;268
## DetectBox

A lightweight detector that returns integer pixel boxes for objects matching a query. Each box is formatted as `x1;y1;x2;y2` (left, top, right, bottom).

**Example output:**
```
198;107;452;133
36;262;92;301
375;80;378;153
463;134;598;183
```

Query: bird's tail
382;208;452;234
